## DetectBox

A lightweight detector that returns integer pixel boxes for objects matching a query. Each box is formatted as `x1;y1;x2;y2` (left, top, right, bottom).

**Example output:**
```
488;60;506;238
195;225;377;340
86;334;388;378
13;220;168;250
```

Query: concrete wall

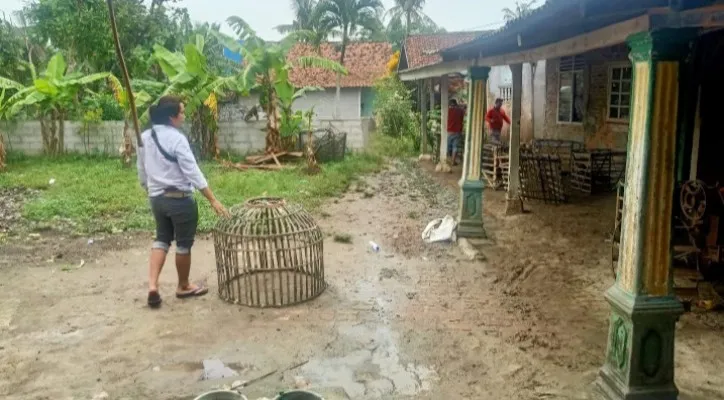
1;115;373;156
542;45;630;150
218;88;363;121
1;121;127;155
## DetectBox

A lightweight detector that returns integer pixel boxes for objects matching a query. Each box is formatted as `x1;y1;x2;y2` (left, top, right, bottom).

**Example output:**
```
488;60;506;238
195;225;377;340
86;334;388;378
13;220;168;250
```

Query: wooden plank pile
520;151;567;204
571;150;627;194
481;144;509;190
222;152;304;171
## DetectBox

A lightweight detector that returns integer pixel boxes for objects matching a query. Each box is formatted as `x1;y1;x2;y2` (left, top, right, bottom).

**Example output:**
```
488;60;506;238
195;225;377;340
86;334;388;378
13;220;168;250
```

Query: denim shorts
149;196;199;254
447;134;462;156
490;129;502;144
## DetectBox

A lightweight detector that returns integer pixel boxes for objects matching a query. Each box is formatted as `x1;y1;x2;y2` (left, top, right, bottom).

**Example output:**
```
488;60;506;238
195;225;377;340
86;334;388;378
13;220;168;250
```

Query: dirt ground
1;160;724;400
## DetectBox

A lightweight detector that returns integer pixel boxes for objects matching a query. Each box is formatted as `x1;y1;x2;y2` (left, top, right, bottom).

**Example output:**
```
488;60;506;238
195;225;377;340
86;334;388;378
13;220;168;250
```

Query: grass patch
370;134;416;159
0;152;383;233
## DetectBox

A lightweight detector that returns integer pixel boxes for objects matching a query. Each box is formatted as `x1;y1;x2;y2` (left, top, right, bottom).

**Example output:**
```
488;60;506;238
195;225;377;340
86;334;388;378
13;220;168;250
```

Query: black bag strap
150;128;178;163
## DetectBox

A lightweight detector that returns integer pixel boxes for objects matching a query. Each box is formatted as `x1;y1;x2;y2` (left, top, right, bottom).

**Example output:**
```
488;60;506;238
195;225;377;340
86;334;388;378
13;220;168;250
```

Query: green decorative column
595;29;696;400
458;66;490;238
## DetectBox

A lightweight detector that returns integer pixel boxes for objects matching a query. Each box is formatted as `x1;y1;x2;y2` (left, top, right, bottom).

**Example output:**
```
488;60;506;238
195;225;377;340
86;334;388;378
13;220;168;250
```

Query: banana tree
0;53;109;156
0;88;12;171
222;16;348;154
149;34;242;159
107;75;154;167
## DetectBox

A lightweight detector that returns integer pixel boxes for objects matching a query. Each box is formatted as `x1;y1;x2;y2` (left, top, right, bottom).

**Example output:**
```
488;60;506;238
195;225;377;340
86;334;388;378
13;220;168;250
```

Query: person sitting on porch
447;99;466;165
485;98;511;144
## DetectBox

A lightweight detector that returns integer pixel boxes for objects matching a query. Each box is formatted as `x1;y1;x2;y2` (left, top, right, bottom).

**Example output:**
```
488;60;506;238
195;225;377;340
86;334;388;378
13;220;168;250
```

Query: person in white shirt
137;96;229;308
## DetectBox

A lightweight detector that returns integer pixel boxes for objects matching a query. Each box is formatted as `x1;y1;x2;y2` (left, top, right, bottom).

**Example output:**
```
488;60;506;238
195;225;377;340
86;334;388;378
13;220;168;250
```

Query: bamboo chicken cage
213;197;326;308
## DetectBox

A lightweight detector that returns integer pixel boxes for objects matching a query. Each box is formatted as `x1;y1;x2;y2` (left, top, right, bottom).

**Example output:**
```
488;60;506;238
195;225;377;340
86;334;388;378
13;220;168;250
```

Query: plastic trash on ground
421;215;457;243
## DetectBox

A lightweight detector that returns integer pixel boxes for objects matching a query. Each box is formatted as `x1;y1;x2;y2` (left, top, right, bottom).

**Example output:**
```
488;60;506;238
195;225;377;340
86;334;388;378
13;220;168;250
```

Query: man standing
137;96;229;308
485;98;511;144
447;99;466;165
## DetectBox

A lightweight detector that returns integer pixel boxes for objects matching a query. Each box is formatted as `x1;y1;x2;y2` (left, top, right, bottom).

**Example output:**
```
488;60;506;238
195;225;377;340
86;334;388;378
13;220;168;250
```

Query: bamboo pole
106;0;142;147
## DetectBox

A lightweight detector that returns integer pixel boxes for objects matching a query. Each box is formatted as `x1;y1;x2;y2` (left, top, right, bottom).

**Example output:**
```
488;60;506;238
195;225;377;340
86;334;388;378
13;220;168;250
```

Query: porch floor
422;160;724;400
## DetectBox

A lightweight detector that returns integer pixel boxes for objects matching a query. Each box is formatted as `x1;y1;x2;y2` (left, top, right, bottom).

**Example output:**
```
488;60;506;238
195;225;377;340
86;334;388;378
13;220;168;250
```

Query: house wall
360;88;376;118
542;45;630;150
293;88;362;119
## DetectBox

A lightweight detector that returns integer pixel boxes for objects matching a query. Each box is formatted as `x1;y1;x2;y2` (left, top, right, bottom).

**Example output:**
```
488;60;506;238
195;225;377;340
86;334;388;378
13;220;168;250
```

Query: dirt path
1;161;723;400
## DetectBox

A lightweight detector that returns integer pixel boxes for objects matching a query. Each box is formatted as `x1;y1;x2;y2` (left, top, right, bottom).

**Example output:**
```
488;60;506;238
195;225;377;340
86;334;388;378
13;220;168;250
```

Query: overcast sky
0;0;520;40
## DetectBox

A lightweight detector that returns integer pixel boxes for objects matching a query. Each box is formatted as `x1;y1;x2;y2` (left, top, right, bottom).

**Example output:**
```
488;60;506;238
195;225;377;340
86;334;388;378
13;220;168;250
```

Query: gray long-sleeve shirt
137;125;208;197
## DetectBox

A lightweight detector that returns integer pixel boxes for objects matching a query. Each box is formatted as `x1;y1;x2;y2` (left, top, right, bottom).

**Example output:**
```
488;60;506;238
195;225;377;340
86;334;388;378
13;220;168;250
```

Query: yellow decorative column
596;29;695;400
458;66;490;238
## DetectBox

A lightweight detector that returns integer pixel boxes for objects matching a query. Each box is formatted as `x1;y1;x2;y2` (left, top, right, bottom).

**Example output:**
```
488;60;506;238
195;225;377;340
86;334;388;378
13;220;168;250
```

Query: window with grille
608;65;632;120
557;56;586;123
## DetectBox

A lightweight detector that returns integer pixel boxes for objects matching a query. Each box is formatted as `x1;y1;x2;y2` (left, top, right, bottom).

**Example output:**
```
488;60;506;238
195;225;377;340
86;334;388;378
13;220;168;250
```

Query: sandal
148;291;162;308
176;284;209;299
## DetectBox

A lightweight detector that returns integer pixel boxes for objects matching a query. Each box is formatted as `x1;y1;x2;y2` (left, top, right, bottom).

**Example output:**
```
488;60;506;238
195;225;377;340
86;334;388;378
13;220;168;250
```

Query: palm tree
317;0;384;118
502;0;537;22
276;0;320;34
277;0;335;53
387;0;434;38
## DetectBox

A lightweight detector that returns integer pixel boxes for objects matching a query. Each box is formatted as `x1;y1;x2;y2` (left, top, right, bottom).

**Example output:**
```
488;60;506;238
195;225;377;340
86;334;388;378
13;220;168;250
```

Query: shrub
373;76;417;140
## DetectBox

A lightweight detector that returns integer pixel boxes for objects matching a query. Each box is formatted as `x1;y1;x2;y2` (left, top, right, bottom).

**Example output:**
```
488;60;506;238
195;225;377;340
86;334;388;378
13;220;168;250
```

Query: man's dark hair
495;98;504;104
150;96;183;125
449;99;458;106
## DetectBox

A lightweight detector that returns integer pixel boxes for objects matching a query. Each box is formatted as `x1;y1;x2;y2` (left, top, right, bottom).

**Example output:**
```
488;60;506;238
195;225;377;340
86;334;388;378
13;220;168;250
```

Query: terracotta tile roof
287;42;393;88
401;31;488;70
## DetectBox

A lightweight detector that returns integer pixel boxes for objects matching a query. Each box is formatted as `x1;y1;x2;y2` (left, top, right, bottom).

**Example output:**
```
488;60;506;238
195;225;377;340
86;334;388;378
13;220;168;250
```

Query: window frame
556;56;586;125
607;62;633;123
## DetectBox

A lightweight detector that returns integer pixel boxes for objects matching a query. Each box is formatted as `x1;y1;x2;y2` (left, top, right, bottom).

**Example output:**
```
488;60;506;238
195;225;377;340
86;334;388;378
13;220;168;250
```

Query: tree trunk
40;113;62;156
405;13;411;38
120;119;134;167
0;132;6;171
265;90;282;154
335;32;348;120
57;111;65;153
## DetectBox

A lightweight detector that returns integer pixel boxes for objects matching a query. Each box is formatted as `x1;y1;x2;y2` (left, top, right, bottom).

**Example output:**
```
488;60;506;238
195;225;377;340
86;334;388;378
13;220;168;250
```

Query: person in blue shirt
137;96;229;308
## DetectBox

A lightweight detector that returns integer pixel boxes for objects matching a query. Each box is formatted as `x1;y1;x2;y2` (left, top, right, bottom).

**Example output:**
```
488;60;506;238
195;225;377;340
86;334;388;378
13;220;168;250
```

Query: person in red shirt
447;99;466;165
485;98;511;144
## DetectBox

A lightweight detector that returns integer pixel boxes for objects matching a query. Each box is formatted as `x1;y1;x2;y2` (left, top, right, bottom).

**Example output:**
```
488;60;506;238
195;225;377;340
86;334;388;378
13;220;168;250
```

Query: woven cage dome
213;197;325;307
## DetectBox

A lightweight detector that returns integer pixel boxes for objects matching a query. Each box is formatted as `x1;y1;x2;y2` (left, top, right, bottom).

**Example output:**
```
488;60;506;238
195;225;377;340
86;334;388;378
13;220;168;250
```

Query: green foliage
373;75;417;140
317;0;384;63
385;7;443;48
147;34;243;158
0;53;109;117
221;17;347;150
385;0;443;47
0;153;384;233
23;0;193;75
77;93;124;121
371;133;416;158
502;0;538;22
0;18;27;84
